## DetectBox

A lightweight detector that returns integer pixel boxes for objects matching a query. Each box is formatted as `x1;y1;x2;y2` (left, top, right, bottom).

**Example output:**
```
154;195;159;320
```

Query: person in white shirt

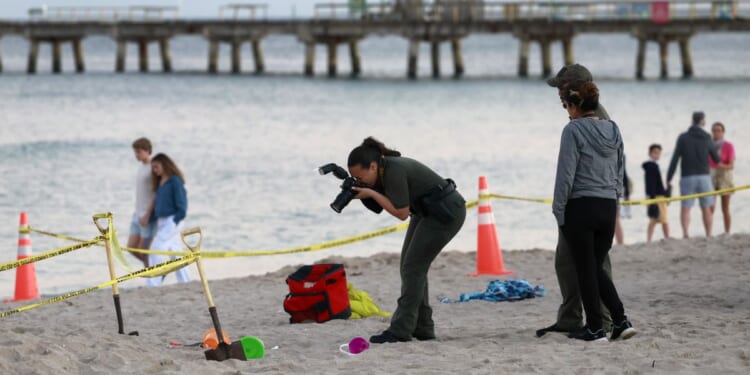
128;137;155;266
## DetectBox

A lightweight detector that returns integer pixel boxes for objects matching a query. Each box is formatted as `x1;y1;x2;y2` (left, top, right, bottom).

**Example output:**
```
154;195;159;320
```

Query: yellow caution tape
0;254;197;319
0;237;102;273
27;227;98;244
17;183;748;261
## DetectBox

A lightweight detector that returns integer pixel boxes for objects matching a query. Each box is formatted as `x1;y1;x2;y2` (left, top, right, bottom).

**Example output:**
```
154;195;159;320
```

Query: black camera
318;163;362;213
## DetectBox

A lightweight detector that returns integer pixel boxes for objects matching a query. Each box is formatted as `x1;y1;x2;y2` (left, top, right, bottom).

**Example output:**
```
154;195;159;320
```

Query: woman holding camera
552;81;636;341
347;137;466;344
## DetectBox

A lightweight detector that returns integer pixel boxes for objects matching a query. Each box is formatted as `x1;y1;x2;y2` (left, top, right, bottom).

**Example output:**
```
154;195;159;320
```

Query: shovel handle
92;212;113;235
180;227;203;251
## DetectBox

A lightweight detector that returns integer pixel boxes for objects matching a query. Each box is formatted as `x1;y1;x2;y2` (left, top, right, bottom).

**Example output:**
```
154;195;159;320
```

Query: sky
0;1;328;19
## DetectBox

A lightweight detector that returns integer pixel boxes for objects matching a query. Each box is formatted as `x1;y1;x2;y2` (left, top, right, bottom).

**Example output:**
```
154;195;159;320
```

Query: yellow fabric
347;283;391;319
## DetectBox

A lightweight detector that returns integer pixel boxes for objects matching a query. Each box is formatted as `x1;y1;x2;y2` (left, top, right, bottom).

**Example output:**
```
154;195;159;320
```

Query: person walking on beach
537;64;613;338
552;80;636;342
642;144;670;242
128;137;155;266
346;137;466;344
146;153;191;287
709;122;735;234
666;111;720;238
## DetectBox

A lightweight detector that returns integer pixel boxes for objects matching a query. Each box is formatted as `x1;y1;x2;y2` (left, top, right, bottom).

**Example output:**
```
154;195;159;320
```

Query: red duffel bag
283;263;351;323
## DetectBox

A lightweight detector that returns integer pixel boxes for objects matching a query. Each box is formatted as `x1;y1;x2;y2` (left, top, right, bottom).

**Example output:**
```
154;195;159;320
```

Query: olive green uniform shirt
381;156;445;211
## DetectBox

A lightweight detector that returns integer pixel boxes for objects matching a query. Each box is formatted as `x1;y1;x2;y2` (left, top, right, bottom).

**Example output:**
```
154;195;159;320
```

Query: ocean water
1;32;749;298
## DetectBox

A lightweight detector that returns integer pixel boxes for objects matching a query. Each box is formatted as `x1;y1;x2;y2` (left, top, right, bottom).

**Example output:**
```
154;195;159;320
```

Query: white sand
2;234;749;375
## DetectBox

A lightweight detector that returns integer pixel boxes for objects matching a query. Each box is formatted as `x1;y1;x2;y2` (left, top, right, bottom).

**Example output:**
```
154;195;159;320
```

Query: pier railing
218;4;269;20
312;0;745;22
27;6;180;22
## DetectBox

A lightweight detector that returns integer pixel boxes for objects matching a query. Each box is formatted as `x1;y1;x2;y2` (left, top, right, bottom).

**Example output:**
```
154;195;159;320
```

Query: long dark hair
562;80;599;112
151;153;185;192
347;137;401;168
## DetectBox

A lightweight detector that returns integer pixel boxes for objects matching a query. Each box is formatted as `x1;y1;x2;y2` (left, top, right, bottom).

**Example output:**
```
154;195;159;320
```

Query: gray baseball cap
547;64;594;87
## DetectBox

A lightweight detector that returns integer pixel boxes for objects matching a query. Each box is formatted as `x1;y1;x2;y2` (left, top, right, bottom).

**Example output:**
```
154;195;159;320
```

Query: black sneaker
568;326;608;342
610;319;637;341
536;323;575;338
369;330;410;344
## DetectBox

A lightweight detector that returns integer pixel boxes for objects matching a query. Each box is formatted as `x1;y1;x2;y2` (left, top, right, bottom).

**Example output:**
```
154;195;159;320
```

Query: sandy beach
2;234;749;375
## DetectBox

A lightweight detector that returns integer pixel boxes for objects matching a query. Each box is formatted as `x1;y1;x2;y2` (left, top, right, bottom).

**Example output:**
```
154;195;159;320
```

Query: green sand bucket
241;336;265;359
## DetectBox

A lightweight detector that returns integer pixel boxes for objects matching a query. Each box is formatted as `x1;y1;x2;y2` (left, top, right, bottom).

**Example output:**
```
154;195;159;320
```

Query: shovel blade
204;342;246;361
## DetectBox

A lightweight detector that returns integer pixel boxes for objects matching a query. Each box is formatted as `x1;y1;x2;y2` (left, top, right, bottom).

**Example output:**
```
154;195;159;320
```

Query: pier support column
304;43;315;76
562;37;574;66
451;39;464;78
251;40;264;74
349;40;361;77
407;39;419;80
208;40;219;74
540;39;552;78
72;39;85;73
327;41;337;77
0;46;3;73
138;39;149;73
52;40;62;74
658;39;669;80
518;38;530;78
27;40;39;74
635;37;646;80
159;39;172;73
679;37;693;79
231;40;241;74
431;41;441;78
116;40;126;73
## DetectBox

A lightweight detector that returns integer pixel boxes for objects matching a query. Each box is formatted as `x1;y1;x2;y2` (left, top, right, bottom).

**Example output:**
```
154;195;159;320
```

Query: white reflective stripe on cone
478;212;496;225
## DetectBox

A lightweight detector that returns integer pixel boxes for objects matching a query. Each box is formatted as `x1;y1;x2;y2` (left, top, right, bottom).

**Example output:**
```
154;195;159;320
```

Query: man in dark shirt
666;111;720;238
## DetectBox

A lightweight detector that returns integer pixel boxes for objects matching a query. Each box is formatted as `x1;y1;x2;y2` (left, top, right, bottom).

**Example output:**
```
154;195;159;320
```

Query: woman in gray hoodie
552;81;636;342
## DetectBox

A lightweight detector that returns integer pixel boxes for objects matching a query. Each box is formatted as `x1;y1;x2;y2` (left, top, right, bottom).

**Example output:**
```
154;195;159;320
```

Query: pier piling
659;39;669;79
304;43;315;76
451;39;464;78
116;40;126;73
327;41;337;77
562;37;574;66
252;40;264;74
52;40;62;73
407;39;419;80
231;40;241;74
431;41;441;78
541;39;552;77
138;40;149;73
679;37;693;78
518;38;530;78
160;39;172;73
26;40;38;74
72;39;85;73
636;37;646;80
349;40;361;77
208;40;218;74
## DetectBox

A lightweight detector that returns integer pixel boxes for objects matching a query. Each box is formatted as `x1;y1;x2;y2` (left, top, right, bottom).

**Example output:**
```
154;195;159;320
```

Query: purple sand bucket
339;336;370;355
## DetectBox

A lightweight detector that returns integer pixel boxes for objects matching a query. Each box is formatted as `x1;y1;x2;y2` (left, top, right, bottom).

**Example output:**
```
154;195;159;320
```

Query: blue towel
440;280;546;303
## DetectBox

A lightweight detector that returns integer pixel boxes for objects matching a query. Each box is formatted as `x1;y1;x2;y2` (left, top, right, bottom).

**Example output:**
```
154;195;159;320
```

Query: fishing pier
0;1;748;79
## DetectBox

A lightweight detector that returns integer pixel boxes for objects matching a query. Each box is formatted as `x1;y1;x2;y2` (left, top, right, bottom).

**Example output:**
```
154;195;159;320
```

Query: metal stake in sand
93;213;138;336
181;227;245;361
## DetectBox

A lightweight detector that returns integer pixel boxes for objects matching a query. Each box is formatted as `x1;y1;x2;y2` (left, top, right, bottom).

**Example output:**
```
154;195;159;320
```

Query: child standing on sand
642;144;670;242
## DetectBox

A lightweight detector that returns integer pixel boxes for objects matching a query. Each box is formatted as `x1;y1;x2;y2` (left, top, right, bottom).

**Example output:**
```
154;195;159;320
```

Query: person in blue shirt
146;153;190;287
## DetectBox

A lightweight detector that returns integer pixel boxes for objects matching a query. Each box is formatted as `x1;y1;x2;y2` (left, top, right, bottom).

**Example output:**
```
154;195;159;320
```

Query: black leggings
561;197;625;331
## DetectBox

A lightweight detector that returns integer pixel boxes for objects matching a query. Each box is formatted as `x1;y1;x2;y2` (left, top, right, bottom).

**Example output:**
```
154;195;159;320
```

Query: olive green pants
388;193;466;339
555;228;613;330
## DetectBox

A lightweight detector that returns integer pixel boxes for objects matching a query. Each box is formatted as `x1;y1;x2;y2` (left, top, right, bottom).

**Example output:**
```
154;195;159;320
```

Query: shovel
93;213;139;336
181;227;247;361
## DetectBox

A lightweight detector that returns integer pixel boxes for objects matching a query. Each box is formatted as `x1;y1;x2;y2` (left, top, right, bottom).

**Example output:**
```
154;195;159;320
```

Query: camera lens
330;188;356;213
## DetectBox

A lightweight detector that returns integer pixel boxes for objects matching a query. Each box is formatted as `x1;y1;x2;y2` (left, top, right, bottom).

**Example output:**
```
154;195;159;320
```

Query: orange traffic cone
13;212;39;301
469;177;513;277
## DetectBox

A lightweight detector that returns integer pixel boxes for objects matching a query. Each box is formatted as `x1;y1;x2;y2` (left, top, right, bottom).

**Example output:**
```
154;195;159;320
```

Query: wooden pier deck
0;1;748;79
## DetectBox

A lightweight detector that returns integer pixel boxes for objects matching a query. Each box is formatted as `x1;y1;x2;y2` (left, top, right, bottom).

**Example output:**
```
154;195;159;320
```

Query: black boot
370;330;410;344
